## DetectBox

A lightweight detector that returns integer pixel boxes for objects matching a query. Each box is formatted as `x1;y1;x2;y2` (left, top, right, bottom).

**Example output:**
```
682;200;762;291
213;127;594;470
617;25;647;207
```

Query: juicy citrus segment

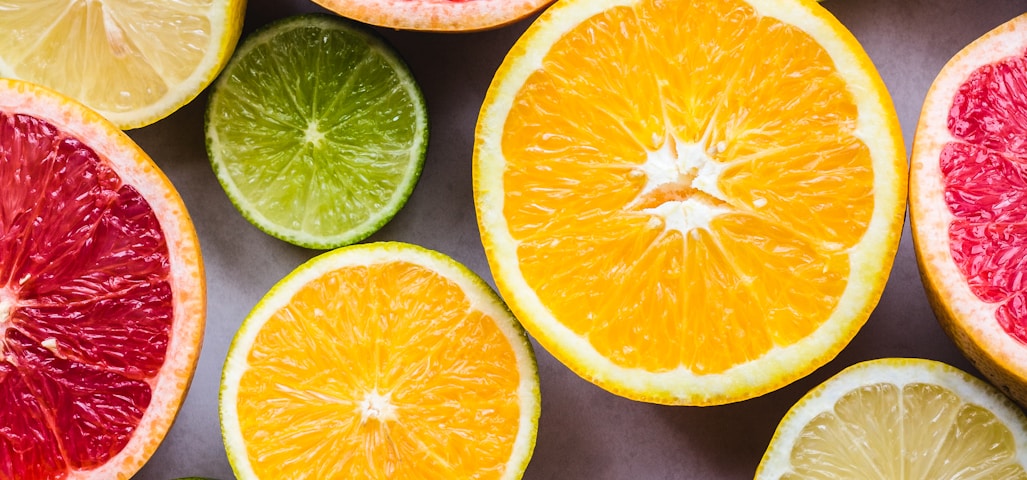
0;79;204;479
206;14;428;250
0;0;245;129
308;0;554;32
756;358;1027;479
474;0;906;404
220;242;539;479
909;13;1027;406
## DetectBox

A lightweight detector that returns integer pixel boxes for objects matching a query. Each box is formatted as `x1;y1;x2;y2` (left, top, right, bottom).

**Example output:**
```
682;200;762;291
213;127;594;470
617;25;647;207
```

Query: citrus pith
0;79;205;479
910;13;1027;407
474;0;906;405
219;242;539;479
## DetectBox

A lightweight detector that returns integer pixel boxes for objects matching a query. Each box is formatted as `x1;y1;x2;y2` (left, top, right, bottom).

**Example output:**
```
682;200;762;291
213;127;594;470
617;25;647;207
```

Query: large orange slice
308;0;554;32
910;13;1027;407
474;0;907;405
219;242;539;479
0;79;205;478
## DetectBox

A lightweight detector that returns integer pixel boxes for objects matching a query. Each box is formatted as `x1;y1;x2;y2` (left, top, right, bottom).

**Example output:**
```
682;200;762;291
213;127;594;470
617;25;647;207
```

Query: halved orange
219;242;539;479
910;13;1027;407
308;0;554;32
0;79;205;478
474;0;907;405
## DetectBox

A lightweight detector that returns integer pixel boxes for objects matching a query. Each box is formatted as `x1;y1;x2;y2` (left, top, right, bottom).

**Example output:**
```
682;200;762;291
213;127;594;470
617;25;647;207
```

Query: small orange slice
0;79;205;478
474;0;907;405
910;13;1027;407
219;242;539;479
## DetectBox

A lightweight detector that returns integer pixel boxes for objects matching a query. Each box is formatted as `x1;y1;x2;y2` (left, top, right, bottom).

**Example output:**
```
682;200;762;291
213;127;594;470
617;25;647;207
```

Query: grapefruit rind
756;358;1027;478
910;13;1027;406
0;78;205;479
218;242;539;480
309;0;555;32
473;0;906;405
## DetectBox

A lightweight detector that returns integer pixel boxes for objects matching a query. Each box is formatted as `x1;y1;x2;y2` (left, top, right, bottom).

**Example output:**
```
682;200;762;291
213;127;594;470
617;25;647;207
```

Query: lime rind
205;14;428;249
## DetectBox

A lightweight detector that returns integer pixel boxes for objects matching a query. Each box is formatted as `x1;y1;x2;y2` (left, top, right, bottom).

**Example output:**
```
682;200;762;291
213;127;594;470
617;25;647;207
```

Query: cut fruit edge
909;13;1027;403
218;242;539;479
0;0;246;129
310;0;555;32
756;358;1027;478
204;14;429;250
0;78;206;478
473;0;908;405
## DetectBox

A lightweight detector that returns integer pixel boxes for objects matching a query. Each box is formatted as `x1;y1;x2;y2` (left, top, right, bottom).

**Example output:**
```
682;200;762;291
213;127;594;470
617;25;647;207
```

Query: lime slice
205;14;428;249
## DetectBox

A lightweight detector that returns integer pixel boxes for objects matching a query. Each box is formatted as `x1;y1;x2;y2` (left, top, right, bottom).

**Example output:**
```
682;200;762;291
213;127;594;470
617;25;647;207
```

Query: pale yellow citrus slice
0;0;246;129
309;0;554;32
910;13;1027;408
219;242;539;479
474;0;907;405
0;78;205;479
756;358;1027;479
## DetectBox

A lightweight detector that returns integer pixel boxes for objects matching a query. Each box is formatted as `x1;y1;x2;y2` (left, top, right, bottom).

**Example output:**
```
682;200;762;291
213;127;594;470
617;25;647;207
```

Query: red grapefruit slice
0;79;204;479
309;0;555;32
910;13;1027;406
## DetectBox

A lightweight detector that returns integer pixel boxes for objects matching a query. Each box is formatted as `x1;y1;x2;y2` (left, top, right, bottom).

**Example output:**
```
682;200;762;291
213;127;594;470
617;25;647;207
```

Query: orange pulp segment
221;242;539;479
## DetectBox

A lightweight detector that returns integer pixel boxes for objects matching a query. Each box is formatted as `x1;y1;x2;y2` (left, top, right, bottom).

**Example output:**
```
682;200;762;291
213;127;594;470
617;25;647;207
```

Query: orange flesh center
236;260;522;478
500;0;873;374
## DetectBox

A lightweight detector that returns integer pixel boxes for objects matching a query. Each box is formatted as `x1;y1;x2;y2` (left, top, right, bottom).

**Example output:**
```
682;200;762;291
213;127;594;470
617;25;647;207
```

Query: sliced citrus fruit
205;14;428;250
756;358;1027;479
473;0;907;405
910;13;1027;408
219;242;539;479
0;0;245;129
0;79;205;478
309;0;554;32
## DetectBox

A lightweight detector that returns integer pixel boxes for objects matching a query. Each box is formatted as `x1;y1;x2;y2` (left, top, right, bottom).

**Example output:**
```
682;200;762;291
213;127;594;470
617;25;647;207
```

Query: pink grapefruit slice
0;79;205;479
910;13;1027;407
309;0;555;32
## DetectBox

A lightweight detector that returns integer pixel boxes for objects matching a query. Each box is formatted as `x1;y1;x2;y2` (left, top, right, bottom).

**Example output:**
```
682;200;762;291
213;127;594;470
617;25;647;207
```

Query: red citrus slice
0;79;205;479
910;13;1027;406
308;0;555;32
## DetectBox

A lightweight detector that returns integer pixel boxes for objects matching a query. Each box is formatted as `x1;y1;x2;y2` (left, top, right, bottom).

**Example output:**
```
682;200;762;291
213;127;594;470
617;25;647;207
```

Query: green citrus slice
205;14;428;249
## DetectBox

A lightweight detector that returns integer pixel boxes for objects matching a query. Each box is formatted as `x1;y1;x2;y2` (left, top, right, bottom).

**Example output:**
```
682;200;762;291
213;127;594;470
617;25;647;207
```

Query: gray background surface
129;0;1027;478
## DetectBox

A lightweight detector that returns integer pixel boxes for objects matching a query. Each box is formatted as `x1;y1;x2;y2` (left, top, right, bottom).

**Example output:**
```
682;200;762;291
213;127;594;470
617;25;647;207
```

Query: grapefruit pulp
910;13;1027;407
0;79;205;479
308;0;555;32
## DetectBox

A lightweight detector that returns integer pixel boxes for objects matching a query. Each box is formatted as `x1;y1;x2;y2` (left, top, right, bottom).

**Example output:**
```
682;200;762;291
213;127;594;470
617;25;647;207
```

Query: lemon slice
757;358;1027;479
0;0;245;129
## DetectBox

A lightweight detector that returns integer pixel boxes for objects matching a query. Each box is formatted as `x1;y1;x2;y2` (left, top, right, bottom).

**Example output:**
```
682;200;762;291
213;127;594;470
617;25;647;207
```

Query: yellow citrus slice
756;358;1027;479
910;13;1027;408
474;0;907;405
309;0;554;32
0;0;246;129
0;79;205;478
219;242;539;479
